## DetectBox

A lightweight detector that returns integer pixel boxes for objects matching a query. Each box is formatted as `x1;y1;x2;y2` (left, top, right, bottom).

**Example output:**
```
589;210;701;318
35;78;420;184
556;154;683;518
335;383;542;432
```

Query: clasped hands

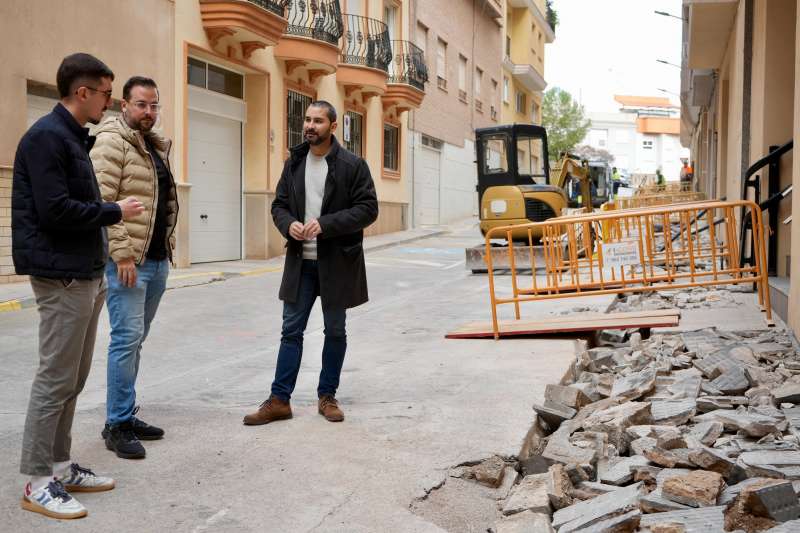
289;219;322;241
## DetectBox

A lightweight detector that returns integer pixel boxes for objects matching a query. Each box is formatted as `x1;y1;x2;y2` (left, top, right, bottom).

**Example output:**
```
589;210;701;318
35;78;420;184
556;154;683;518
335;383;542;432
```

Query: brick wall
0;166;25;284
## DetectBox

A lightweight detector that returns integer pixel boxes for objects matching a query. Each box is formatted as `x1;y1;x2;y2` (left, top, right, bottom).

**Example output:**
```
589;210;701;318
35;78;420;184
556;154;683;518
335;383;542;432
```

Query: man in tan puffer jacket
90;76;177;460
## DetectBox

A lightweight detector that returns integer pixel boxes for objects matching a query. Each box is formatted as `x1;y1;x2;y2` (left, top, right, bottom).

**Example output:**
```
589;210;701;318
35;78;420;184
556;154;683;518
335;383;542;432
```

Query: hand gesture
117;197;144;220
289;221;305;241
303;218;321;240
116;257;137;287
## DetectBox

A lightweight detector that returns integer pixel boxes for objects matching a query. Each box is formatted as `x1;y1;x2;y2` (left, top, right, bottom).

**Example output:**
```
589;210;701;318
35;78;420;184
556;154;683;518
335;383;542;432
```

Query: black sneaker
104;421;146;459
131;406;164;440
101;407;164;441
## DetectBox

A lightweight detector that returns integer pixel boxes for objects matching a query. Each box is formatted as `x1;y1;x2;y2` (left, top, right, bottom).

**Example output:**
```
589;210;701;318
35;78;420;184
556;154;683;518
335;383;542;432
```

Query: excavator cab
476;124;569;241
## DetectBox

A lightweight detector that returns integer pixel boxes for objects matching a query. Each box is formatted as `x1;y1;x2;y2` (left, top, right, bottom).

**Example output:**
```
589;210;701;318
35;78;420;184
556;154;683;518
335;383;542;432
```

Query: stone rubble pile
469;326;800;532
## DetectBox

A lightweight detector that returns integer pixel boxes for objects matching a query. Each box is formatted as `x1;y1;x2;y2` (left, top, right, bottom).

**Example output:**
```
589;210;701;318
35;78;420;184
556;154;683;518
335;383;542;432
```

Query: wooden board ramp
445;309;681;339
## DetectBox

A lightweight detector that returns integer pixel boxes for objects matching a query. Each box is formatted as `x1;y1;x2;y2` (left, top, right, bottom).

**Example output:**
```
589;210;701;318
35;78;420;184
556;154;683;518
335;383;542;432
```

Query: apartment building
680;0;797;333
0;0;429;281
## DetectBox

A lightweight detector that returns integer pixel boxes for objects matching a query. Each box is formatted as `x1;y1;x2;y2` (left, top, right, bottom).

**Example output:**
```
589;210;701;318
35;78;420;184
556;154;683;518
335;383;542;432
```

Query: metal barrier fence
484;200;772;339
615;185;705;210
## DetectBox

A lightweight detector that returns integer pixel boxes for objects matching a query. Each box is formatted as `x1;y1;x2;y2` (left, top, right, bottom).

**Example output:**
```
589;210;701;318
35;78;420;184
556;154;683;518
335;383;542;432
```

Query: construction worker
611;166;622;197
656;168;666;187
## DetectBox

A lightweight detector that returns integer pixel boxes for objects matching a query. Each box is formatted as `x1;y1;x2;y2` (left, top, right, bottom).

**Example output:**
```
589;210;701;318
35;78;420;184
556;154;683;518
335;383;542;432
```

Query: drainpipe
409;0;418;229
741;0;753;189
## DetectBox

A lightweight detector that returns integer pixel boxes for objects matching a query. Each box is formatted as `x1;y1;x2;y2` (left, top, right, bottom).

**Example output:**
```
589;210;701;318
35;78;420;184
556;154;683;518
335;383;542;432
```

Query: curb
364;229;448;254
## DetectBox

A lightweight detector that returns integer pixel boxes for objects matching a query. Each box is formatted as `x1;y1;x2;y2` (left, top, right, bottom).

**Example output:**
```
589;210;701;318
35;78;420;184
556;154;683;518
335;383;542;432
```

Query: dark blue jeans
271;260;347;401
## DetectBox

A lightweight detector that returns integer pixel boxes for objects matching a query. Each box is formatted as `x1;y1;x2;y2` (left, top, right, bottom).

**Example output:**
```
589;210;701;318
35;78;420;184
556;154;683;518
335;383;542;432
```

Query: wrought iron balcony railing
388;40;428;91
246;0;289;17
283;0;343;45
340;14;392;72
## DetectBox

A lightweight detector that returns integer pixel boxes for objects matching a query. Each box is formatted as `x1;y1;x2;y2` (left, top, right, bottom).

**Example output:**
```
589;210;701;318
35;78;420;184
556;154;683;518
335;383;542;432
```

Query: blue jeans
271;260;347;401
105;258;169;426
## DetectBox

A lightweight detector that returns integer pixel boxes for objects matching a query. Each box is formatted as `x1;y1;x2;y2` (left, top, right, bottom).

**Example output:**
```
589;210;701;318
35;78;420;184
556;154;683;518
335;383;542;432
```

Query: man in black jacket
244;101;378;426
12;53;143;520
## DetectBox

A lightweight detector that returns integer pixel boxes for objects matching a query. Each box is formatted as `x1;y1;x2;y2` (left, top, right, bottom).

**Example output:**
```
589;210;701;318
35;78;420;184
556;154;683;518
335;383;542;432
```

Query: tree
546;0;558;34
542;87;590;161
574;144;615;164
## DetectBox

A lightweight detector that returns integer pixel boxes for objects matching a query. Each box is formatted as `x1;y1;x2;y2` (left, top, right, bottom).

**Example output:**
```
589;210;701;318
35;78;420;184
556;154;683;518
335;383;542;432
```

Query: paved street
0;221;607;532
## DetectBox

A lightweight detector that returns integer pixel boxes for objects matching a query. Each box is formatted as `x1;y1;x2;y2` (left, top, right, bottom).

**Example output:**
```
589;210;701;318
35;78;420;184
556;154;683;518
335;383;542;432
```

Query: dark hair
56;53;114;98
123;76;158;101
309;100;337;123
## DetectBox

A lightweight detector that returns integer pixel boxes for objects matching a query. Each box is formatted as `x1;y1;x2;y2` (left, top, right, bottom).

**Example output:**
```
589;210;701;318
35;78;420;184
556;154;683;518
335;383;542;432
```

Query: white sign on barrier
602;240;641;267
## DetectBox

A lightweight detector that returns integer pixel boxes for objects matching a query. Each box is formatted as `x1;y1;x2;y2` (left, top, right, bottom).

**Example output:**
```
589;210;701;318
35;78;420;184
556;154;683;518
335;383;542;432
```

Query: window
482;135;508;174
384;123;399;171
384;3;399;40
346;0;363;15
643;140;654;150
287;90;312;149
436;38;447;89
515;91;527;114
531;101;540;123
491;79;498;119
421;134;443;150
187;58;243;99
505;36;511;58
517;135;547;184
343;110;364;157
458;55;468;101
503;77;509;103
475;67;483;98
416;22;428;53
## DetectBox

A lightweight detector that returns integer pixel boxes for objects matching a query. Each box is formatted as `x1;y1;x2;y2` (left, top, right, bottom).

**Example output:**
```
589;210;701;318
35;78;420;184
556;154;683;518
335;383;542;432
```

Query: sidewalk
0;224;448;312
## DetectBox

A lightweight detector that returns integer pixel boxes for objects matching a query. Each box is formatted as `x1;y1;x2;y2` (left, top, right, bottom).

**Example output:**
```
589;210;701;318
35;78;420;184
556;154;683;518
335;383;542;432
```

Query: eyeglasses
82;86;114;101
128;101;162;114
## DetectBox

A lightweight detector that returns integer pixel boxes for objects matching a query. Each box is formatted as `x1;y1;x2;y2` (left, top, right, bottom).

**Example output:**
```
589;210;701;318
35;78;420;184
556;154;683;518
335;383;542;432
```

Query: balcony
336;14;392;98
383;40;428;113
502;56;547;94
275;0;344;78
199;0;289;54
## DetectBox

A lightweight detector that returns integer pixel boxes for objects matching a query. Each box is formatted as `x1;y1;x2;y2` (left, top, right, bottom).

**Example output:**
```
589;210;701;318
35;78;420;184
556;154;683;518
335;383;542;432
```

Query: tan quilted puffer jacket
91;116;178;264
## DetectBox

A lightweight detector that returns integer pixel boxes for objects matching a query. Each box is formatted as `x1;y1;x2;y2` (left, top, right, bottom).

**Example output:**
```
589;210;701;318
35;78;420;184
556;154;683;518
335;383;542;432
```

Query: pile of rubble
467;327;800;532
610;287;743;312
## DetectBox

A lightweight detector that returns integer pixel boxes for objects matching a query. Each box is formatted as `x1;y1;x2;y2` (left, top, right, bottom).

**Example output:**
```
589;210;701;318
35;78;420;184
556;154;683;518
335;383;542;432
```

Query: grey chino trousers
20;276;106;476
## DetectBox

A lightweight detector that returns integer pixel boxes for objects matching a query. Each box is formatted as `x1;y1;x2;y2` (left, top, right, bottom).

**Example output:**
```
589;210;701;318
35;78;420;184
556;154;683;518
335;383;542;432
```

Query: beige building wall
790;0;800;334
0;0;175;282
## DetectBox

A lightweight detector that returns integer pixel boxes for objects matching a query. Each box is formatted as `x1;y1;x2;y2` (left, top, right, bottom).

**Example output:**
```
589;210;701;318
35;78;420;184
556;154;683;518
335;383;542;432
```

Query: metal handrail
340;14;392;71
284;0;343;45
246;0;289;17
388;40;428;90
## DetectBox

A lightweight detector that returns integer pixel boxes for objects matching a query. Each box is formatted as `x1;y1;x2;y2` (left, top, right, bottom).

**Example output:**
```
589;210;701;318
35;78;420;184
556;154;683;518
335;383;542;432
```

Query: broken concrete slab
662;470;725;507
710;367;750;395
598;455;651;486
565;509;640;533
642;446;684;468
494;510;555;533
773;383;800;405
582;401;652;452
649;524;687;533
688;421;724;447
694;410;786;438
532;401;577;431
495;466;520;501
551;482;643;531
502;473;551;516
610;367;656;400
740;478;800;523
546;464;573;510
639;506;726;532
545;384;591;410
688;447;746;483
651;398;697;425
696;395;749;412
471;455;507;488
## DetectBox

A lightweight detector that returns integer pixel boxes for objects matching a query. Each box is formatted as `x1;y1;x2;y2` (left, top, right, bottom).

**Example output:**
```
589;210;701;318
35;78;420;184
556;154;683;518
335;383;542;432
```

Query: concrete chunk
694;410;785;437
532;401;576;430
494;510;554;533
711;367;750;395
696;395;749;412
639;506;726;531
773;383;800;405
611;367;656;400
564;509;641;533
662;470;725;507
598;455;650;486
545;384;591;410
688;421;725;447
651;399;697;425
546;464;573;510
551;482;643;530
688;447;746;483
502;473;551;516
582;401;652;453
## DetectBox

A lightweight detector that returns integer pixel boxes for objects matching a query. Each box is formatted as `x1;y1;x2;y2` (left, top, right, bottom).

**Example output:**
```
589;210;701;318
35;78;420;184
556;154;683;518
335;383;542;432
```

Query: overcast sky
544;0;684;113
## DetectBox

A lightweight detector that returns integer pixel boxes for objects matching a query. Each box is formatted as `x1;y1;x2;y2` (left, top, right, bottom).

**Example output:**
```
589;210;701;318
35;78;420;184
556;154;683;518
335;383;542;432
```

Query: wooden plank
445;312;680;339
451;310;680;331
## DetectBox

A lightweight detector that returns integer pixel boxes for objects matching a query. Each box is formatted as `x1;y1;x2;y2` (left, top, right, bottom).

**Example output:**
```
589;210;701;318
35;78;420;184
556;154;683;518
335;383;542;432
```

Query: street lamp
654;10;687;21
656;59;681;69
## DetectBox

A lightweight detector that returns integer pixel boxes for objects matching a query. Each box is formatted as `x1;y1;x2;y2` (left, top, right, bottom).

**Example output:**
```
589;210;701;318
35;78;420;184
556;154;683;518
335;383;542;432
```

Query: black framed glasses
81;86;113;101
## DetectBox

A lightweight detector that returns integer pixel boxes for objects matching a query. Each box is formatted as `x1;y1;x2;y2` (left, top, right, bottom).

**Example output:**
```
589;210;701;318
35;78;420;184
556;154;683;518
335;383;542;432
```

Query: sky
544;0;685;113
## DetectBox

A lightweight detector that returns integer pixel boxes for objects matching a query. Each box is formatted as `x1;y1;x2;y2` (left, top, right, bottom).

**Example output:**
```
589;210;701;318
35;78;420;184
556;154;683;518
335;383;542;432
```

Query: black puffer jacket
272;136;379;309
12;104;122;279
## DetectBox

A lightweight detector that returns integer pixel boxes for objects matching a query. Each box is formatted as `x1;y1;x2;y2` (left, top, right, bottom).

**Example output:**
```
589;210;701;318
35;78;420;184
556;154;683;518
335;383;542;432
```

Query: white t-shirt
303;151;328;260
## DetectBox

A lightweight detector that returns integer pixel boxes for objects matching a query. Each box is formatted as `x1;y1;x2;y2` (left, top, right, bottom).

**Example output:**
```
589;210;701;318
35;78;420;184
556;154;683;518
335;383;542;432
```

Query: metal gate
287;90;312;150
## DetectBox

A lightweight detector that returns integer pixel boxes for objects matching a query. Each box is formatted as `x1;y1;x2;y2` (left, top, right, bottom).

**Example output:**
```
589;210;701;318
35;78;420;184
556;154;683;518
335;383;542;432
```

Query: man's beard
125;113;154;133
305;130;329;146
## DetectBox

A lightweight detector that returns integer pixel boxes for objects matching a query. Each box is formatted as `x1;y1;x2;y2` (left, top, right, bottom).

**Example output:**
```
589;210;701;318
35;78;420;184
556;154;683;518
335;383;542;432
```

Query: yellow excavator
476;124;593;242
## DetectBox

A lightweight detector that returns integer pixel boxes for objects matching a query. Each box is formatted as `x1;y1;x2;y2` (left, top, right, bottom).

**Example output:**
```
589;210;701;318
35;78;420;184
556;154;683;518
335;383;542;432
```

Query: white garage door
188;109;242;263
414;143;441;226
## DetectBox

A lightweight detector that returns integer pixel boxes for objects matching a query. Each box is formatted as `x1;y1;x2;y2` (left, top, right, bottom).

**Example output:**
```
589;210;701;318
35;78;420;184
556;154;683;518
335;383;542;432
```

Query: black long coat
271;136;379;309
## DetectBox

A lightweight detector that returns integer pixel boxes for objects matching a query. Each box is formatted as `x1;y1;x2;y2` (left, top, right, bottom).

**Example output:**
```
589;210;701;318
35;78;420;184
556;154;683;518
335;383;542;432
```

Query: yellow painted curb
240;266;283;277
169;271;225;281
0;300;23;312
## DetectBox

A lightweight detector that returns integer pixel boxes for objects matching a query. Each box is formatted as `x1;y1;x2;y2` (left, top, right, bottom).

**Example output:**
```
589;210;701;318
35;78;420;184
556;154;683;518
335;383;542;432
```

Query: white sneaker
21;479;87;519
59;463;115;493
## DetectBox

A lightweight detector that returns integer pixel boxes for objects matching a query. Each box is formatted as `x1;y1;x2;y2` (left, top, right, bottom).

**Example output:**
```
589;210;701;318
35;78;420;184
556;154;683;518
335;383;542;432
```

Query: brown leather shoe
318;396;344;422
243;395;292;426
